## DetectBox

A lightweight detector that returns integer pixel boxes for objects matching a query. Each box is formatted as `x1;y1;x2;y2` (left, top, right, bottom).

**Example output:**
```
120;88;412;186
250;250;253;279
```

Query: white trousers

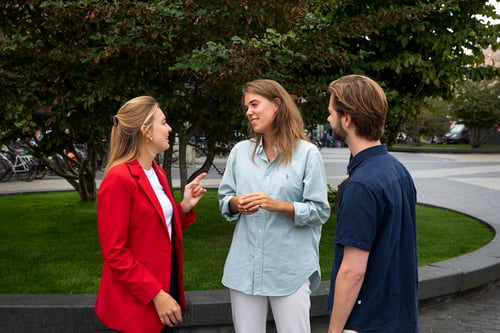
229;280;311;333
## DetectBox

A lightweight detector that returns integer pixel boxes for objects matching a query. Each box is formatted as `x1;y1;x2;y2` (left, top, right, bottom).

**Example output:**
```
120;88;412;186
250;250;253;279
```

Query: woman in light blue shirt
218;79;330;333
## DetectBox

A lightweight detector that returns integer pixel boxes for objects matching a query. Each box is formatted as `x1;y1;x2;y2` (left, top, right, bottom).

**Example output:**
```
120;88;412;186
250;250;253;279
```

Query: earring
146;135;153;143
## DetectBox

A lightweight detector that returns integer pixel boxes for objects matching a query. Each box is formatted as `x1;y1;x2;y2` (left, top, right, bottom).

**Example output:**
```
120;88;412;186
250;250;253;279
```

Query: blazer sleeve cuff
177;203;196;229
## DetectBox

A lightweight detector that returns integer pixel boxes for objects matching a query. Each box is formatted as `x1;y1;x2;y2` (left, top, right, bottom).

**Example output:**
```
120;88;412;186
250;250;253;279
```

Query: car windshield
450;124;465;133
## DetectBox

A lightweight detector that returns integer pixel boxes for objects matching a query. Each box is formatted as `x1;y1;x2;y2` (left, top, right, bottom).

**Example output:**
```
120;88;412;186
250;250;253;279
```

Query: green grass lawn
0;190;494;293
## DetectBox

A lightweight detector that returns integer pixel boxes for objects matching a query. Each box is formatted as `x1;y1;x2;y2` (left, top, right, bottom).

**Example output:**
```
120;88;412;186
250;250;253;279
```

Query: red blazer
95;160;195;333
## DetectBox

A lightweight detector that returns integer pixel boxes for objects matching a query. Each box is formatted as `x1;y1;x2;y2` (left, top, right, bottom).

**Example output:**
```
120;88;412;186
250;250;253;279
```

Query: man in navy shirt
326;75;418;333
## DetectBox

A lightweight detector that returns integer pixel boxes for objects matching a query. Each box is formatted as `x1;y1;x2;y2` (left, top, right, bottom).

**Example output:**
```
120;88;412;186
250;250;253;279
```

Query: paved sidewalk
1;149;500;332
398;151;500;332
418;280;500;332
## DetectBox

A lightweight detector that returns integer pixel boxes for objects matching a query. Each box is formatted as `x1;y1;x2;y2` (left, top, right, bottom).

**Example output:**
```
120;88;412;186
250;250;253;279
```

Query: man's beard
333;124;347;142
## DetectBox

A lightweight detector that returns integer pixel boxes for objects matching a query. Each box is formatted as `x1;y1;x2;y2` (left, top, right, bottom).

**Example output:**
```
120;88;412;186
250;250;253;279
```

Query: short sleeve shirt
328;145;418;332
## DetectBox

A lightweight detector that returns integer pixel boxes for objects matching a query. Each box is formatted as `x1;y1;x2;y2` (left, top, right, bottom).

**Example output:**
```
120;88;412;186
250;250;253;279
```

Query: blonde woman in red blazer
95;96;206;333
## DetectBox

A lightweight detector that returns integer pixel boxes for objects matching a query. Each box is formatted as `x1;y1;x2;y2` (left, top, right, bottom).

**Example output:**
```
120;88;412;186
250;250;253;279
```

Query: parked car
442;123;469;144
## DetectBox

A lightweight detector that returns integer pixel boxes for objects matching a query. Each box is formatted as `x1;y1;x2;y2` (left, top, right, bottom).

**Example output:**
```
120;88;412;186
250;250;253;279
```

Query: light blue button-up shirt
218;138;330;296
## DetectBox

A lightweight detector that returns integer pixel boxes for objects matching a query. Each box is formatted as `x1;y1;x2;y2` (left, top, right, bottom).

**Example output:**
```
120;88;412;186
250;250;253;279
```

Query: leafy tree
1;0;499;202
0;1;310;199
453;79;500;147
295;0;500;145
413;97;455;144
160;1;311;188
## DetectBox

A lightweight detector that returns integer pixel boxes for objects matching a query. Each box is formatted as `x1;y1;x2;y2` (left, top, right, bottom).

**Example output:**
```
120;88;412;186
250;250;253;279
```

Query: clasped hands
231;192;270;215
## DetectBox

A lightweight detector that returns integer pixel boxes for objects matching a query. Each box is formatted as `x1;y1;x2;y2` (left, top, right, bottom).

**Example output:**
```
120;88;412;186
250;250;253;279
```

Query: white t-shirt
144;168;173;239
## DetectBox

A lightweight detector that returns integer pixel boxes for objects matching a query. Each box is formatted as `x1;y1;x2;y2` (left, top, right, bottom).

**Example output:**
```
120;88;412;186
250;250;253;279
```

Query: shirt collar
347;144;388;176
256;138;264;155
255;138;279;161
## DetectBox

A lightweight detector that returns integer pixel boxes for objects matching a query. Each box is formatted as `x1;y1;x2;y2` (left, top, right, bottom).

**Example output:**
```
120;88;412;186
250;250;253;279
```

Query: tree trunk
42;146;98;202
177;133;189;194
76;147;97;201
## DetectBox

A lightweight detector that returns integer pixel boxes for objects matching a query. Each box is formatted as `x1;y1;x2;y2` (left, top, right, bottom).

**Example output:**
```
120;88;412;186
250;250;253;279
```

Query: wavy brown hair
243;79;309;166
328;75;388;141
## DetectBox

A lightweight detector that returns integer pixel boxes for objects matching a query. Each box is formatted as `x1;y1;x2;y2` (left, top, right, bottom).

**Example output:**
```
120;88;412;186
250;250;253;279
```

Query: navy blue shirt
328;144;418;333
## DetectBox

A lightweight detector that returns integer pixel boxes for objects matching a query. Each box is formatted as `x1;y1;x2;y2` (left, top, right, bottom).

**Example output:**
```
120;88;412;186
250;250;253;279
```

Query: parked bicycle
0;143;47;182
0;151;14;182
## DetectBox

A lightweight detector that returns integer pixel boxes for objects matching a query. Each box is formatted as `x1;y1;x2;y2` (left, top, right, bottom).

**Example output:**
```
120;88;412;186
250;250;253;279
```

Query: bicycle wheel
14;159;35;182
0;158;13;182
33;158;47;179
25;160;37;182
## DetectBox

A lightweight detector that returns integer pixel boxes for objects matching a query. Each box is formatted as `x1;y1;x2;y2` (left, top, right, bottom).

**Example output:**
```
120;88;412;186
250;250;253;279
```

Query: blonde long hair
243;79;308;165
105;96;159;173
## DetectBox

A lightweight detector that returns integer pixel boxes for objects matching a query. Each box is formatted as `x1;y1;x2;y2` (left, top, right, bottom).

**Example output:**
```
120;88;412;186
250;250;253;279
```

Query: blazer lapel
128;161;170;239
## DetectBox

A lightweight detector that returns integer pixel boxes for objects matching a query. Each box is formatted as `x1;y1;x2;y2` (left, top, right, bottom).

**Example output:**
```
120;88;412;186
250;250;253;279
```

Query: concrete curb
1;213;498;332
